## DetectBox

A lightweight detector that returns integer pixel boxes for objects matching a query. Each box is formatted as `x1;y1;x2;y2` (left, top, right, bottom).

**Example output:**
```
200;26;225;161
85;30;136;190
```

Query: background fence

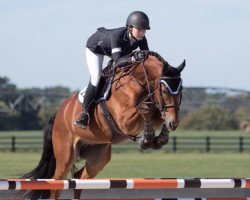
1;135;250;153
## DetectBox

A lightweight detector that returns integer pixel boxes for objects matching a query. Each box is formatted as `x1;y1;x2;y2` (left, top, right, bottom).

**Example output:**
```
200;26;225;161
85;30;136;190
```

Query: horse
18;50;185;199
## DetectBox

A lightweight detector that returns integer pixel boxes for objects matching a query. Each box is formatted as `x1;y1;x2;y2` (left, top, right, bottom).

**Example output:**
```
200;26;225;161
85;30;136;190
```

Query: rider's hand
133;51;145;62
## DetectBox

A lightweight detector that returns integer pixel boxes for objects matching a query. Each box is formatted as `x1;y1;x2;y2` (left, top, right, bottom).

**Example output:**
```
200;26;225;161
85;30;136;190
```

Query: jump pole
0;178;250;199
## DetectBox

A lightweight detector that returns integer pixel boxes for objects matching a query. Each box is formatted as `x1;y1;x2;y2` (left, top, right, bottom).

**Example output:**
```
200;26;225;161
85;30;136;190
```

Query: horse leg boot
152;123;169;150
75;82;96;129
138;104;155;150
139;120;155;150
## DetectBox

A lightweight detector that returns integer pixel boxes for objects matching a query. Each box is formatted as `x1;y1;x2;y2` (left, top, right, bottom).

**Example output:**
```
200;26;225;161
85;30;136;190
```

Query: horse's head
156;60;185;130
113;51;185;132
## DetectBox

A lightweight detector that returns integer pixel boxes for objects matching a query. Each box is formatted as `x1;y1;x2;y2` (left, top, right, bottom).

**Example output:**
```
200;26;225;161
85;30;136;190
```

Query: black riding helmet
126;11;150;30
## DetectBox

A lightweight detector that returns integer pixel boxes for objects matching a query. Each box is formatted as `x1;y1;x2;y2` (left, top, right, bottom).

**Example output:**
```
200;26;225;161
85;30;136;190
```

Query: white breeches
85;48;104;86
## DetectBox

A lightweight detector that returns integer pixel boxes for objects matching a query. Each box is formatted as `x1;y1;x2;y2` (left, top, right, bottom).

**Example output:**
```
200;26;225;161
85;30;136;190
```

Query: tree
0;100;20;130
0;77;71;130
234;106;250;130
0;77;9;85
38;104;57;127
0;76;16;90
180;104;237;130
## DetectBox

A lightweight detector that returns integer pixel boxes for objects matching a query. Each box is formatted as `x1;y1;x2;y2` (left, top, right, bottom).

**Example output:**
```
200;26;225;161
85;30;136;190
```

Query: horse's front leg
138;104;155;150
152;123;169;150
138;119;155;150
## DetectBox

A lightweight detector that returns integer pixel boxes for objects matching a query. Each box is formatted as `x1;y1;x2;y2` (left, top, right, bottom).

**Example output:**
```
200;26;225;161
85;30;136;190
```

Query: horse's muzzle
164;119;180;131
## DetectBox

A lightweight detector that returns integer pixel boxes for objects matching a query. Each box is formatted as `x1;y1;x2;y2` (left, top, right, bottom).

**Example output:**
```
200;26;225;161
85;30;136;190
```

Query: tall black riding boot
75;82;96;129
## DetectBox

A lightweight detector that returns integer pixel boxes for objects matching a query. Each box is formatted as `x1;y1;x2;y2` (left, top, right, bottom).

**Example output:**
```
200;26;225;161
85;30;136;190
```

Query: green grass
97;152;250;178
0;130;42;137
0;152;40;178
0;130;249;179
175;130;249;137
0;151;249;179
0;129;248;138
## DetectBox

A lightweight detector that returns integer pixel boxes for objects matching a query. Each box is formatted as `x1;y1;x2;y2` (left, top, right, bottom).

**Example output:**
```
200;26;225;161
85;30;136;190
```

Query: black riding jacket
86;27;149;62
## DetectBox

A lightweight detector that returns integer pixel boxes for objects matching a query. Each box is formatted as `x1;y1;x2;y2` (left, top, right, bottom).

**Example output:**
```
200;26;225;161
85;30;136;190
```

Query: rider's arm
110;32;125;62
110;28;145;67
111;45;135;67
110;30;135;67
115;52;145;68
115;57;135;68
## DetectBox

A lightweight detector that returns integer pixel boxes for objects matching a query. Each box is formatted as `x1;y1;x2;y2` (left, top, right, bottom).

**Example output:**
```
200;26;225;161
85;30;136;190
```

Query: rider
75;11;150;129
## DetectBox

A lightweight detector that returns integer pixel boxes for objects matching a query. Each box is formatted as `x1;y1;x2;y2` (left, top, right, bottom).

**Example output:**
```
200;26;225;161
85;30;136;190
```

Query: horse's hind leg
50;130;77;199
74;143;111;199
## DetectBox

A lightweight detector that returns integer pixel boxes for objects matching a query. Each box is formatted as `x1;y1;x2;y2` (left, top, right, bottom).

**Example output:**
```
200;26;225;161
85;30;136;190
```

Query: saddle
78;60;115;104
96;60;116;101
77;60;126;141
78;50;149;103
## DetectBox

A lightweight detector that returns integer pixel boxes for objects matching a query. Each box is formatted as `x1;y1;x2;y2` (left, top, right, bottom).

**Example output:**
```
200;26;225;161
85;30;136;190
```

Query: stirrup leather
75;112;90;128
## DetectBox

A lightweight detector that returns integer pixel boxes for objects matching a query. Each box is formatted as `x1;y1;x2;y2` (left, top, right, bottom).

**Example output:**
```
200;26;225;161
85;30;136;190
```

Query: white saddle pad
78;88;86;104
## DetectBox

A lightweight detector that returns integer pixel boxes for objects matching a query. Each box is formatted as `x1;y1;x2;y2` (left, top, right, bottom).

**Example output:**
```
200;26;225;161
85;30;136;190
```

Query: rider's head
126;11;150;41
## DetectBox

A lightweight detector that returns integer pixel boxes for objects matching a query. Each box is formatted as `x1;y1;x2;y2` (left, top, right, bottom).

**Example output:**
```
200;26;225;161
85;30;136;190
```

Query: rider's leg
75;82;96;128
75;48;104;129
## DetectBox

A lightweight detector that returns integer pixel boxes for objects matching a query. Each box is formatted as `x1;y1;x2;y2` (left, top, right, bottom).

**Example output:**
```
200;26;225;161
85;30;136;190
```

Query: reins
108;50;183;113
134;60;159;110
132;51;183;114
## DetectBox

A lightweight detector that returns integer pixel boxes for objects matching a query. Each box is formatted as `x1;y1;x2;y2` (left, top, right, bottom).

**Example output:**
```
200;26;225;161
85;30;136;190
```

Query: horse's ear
163;62;169;75
177;59;186;72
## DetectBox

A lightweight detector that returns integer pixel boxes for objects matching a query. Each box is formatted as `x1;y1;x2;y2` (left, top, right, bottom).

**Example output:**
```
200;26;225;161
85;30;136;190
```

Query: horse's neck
109;58;163;107
96;57;163;134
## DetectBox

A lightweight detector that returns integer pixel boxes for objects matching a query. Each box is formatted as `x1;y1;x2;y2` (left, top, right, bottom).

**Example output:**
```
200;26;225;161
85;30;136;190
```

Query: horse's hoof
157;134;169;145
138;137;152;150
151;143;163;150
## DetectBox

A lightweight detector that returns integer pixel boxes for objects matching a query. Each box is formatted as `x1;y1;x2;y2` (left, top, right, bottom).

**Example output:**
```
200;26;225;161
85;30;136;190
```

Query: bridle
135;58;183;116
100;50;183;142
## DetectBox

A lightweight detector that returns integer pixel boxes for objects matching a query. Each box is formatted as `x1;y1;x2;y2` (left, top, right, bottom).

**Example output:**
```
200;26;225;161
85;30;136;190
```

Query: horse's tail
17;112;57;199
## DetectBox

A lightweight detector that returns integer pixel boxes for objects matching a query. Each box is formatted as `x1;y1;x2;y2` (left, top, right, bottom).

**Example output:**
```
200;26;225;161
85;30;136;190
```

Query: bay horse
18;51;185;199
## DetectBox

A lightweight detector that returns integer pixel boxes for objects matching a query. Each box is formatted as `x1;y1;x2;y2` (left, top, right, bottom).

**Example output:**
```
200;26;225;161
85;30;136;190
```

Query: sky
0;0;250;91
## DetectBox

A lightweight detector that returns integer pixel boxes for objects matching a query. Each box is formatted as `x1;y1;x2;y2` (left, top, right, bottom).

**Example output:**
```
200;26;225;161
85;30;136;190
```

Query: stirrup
75;112;90;129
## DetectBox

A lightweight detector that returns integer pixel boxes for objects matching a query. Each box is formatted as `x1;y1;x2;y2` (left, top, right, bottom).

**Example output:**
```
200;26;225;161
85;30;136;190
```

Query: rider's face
130;27;146;41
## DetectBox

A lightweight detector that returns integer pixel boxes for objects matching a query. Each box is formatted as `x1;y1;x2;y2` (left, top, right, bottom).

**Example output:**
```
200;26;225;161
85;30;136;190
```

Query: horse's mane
145;50;167;65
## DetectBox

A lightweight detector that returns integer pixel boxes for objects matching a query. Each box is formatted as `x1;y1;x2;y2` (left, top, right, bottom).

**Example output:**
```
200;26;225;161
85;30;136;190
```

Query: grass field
0;151;249;179
0;129;249;137
0;130;249;179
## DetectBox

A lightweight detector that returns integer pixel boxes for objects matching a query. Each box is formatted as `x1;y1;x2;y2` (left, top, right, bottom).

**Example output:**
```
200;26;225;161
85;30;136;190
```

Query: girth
99;99;138;144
